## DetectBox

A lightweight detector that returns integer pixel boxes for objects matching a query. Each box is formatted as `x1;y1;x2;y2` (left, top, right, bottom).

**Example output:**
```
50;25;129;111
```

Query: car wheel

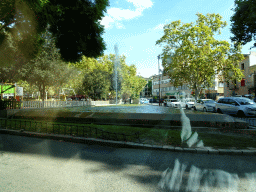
217;108;222;114
237;110;245;117
194;107;197;111
203;107;207;112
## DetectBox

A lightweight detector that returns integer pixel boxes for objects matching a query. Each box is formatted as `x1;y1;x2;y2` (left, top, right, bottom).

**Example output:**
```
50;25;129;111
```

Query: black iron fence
234;117;256;127
0;118;141;143
0;100;22;110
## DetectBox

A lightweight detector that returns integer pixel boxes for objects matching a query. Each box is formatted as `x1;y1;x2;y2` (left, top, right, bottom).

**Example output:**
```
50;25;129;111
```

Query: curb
1;129;256;156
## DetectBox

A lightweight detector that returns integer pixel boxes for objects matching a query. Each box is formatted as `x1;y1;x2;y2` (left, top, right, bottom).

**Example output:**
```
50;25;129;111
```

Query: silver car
166;99;180;107
215;97;256;117
184;98;195;109
194;99;216;112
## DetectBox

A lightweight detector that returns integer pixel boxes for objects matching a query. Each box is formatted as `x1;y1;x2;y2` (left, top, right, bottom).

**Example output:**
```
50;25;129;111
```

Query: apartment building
140;77;152;98
203;72;224;100
152;72;224;100
224;51;256;97
151;74;191;99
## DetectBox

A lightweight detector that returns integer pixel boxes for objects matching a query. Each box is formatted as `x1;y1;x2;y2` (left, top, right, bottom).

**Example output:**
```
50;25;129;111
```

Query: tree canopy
0;0;109;63
230;0;256;46
68;54;146;100
20;29;76;101
156;13;244;100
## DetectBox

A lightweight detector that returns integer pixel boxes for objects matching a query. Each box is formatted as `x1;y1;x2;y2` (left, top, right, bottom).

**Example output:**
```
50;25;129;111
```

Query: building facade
151;74;191;99
140;77;152;98
152;73;224;100
224;52;256;97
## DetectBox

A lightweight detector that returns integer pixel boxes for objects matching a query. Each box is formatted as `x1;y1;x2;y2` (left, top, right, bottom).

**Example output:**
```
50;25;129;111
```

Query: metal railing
0;118;141;143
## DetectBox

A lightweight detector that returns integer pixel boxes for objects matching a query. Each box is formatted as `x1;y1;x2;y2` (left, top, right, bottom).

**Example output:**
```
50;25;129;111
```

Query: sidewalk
1;128;255;156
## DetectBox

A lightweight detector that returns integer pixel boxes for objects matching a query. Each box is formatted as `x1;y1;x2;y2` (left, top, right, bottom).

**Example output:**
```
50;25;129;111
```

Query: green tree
156;13;244;100
69;54;147;101
230;0;256;46
121;64;147;99
0;0;109;63
81;68;110;100
16;80;38;99
69;55;112;100
20;30;74;102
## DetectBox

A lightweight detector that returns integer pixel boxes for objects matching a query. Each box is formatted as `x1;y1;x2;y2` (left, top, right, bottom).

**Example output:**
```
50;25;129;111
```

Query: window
241;63;244;70
241;78;245;86
227;82;229;87
218;82;224;87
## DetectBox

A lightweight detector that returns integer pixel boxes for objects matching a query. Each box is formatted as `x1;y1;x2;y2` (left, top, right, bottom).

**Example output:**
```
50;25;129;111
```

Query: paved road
1;134;256;192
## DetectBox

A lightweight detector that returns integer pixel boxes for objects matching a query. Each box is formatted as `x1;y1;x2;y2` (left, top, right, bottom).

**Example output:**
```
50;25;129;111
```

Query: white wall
249;52;256;66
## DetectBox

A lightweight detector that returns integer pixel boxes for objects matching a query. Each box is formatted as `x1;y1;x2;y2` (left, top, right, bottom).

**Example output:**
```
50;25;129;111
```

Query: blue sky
100;0;255;78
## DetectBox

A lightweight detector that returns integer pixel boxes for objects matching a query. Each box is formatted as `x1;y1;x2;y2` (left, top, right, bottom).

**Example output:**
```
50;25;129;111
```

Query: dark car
149;99;157;103
156;99;164;103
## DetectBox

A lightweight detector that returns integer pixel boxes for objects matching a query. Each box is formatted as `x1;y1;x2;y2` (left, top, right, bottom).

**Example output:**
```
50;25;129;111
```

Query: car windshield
204;100;216;103
3;1;256;191
235;98;254;105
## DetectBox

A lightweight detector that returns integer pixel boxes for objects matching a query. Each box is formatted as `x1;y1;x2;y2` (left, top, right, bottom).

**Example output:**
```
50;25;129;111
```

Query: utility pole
158;55;161;106
254;71;256;98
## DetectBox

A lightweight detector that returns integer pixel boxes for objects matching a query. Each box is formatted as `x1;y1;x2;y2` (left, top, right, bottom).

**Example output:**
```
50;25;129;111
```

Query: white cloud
107;7;142;20
100;16;115;29
127;0;153;9
154;23;164;30
100;0;153;29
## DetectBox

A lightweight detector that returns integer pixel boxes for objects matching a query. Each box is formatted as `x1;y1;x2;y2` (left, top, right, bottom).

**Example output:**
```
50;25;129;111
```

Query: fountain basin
7;110;248;129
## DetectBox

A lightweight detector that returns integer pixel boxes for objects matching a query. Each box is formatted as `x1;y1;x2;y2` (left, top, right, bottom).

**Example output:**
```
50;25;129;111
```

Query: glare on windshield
204;100;216;103
236;98;254;105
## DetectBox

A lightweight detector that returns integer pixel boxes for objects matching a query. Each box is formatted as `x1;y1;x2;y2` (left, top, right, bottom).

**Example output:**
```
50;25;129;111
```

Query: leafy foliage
68;54;146;100
156;13;244;100
230;0;256;46
0;0;109;63
20;29;75;101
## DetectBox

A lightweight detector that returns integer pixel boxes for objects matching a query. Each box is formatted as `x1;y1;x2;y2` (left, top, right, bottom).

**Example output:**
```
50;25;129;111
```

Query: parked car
194;99;216;112
233;94;253;99
140;98;149;104
184;98;195;109
164;99;172;107
215;97;256;117
167;99;181;107
156;99;164;103
149;99;157;103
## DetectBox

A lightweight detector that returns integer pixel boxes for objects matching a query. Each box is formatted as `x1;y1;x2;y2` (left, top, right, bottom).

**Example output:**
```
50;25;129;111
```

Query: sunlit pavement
1;134;256;192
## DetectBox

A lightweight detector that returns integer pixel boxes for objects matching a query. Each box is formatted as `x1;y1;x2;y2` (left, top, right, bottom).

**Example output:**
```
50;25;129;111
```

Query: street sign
16;87;23;96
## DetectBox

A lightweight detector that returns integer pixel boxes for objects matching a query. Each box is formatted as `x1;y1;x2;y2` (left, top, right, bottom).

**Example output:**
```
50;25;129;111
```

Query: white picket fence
19;100;120;109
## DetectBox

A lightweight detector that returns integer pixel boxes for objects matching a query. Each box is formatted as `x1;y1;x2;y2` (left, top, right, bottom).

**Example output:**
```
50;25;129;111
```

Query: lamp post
254;71;256;98
158;55;161;106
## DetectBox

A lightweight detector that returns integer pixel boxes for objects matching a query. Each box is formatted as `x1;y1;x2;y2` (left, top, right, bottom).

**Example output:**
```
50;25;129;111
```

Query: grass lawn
1;118;256;149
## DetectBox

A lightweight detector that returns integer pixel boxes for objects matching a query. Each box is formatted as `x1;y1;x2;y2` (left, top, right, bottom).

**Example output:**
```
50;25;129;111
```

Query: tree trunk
42;84;45;107
195;88;200;101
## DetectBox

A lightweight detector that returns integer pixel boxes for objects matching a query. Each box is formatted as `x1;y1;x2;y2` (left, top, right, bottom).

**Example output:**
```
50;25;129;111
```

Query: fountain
114;44;121;105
